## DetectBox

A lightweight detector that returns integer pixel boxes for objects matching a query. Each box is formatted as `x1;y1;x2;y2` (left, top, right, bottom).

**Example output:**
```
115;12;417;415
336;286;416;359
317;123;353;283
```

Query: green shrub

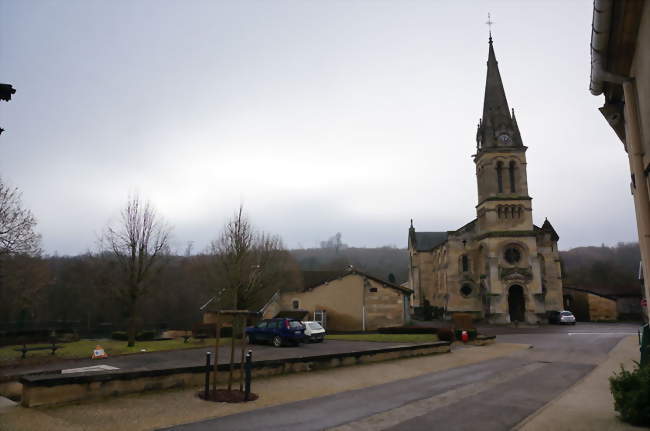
609;363;650;426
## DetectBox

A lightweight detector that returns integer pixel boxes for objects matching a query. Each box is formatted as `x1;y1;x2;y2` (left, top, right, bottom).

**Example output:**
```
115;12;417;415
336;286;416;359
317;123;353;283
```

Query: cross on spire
486;13;494;43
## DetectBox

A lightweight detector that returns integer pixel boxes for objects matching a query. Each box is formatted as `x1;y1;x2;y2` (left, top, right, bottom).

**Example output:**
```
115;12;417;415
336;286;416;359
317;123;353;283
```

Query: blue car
246;318;305;347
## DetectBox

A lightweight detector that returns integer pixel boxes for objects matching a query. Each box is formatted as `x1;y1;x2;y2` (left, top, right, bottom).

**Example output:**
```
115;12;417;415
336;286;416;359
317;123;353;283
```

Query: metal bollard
244;349;252;401
204;352;211;399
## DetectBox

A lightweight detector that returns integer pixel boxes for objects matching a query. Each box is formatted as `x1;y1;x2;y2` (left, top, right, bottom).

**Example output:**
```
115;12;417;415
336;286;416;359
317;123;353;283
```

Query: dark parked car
246;318;305;347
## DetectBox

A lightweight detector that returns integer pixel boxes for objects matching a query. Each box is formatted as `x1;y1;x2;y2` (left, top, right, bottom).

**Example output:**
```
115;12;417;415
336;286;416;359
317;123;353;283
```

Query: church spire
476;36;522;153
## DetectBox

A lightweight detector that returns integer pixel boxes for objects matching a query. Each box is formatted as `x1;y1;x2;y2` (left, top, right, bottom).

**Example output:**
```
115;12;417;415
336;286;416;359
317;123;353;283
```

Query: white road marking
61;365;119;374
567;332;636;336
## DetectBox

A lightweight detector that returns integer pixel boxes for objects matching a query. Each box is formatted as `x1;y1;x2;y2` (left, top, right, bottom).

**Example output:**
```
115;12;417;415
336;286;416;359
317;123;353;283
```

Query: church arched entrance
508;285;525;322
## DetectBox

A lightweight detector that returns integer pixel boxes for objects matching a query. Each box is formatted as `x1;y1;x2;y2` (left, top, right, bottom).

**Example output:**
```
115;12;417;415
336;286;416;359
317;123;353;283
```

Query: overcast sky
0;0;637;255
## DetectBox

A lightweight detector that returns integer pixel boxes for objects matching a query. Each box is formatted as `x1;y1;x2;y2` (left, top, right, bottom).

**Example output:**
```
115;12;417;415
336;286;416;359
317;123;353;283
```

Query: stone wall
20;342;451;408
364;278;405;330
587;294;618;321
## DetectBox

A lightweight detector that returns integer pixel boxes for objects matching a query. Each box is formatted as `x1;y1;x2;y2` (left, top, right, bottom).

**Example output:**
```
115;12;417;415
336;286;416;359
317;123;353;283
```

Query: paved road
1;339;421;377
161;323;639;431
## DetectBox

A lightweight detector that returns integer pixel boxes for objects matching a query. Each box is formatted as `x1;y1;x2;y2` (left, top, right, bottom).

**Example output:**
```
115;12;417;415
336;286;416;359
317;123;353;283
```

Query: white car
550;310;576;325
302;321;326;342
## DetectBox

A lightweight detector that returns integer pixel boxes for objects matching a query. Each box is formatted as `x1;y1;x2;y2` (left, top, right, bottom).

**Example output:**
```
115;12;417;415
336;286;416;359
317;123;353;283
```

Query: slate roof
301;270;345;290
541;218;560;241
476;37;524;151
412;232;448;252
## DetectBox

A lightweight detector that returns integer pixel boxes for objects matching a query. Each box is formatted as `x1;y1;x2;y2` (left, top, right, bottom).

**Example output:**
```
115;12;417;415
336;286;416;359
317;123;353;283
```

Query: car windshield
289;320;303;329
308;322;323;330
561;312;573;316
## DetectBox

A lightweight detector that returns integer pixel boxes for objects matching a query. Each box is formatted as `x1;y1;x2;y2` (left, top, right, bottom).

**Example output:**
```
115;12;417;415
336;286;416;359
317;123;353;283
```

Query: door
508;285;525;322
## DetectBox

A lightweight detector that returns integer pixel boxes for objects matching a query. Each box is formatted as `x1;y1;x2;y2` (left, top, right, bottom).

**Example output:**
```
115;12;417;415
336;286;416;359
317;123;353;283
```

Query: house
589;0;650;321
564;284;644;322
262;268;412;331
563;286;618;322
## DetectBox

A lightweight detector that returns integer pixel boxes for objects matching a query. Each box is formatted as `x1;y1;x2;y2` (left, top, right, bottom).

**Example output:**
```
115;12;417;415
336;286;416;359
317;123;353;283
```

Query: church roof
476;37;523;152
412;232;448;251
482;39;511;130
540;218;560;241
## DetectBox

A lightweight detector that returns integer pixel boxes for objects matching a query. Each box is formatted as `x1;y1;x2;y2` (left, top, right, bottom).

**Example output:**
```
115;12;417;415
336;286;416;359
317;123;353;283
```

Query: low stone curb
19;341;451;408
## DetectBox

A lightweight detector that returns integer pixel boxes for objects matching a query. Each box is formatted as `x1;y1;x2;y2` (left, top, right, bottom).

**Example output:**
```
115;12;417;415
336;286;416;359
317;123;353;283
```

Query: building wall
364;278;406;330
276;274;406;331
565;289;618;322
413;227;563;325
616;296;644;321
586;294;618;321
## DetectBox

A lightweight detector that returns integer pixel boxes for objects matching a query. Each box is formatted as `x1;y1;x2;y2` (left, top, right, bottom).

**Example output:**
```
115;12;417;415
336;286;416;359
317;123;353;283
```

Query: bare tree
209;206;298;311
0;178;41;256
101;195;172;346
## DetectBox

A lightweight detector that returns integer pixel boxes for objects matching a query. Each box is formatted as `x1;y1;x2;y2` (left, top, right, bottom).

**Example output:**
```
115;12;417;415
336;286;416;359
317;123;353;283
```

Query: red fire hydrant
461;330;469;343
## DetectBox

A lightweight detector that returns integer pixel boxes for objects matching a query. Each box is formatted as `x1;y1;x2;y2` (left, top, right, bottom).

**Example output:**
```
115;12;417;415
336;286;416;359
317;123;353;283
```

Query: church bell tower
474;36;533;235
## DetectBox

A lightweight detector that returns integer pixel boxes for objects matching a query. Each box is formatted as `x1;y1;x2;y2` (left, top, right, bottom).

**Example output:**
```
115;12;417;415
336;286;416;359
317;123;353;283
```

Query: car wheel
272;336;283;347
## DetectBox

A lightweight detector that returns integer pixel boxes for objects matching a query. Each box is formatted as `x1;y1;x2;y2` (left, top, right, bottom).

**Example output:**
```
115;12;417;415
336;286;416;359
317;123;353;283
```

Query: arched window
509;161;516;193
496;162;504;193
461;255;469;272
292;300;300;310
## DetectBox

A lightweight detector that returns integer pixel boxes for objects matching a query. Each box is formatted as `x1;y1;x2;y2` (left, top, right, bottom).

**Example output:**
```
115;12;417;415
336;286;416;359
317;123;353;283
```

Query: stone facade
408;38;563;324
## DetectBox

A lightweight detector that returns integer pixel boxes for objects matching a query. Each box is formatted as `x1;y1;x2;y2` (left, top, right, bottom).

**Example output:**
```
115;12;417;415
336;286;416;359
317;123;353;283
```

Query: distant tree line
561;242;642;294
0;179;642;343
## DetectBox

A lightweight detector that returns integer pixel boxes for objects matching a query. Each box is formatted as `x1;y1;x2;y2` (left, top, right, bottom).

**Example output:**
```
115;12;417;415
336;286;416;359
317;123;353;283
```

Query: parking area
2;339;424;378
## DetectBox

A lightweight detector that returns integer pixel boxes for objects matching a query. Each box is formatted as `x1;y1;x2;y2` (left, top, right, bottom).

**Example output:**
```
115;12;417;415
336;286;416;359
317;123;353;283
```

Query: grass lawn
0;338;232;363
327;333;439;343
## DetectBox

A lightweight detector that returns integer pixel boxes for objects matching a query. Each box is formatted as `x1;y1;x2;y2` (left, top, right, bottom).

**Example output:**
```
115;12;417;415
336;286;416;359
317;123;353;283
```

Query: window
504;247;522;264
369;287;378;293
460;284;473;297
461;255;469;272
496;162;504;193
509;161;516;193
292;300;300;310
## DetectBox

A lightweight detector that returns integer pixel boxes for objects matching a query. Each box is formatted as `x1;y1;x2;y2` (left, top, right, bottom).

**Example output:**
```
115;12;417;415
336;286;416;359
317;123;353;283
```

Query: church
408;36;564;324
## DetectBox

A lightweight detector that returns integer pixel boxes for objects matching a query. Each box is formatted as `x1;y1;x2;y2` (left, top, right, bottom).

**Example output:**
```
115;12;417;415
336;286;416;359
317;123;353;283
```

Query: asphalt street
161;323;640;431
2;339;420;377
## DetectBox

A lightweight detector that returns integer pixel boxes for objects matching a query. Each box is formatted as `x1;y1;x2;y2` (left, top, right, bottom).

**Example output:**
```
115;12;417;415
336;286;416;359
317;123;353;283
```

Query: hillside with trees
0;231;643;337
561;242;641;295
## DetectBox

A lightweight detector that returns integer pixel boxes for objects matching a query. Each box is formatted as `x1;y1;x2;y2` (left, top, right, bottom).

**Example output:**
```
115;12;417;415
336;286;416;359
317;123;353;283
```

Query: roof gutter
590;0;631;95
